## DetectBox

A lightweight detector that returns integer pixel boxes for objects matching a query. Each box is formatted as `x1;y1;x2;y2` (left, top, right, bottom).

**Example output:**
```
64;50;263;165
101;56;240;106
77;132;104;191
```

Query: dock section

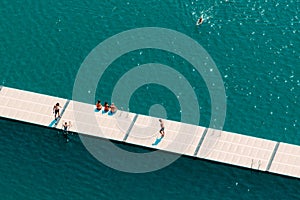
197;129;277;171
0;86;299;179
125;114;206;156
269;143;300;178
56;100;136;142
0;87;67;127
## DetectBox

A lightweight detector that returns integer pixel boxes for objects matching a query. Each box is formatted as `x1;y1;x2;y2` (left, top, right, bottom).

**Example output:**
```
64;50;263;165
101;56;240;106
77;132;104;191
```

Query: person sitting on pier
110;103;117;114
96;100;102;110
53;103;61;120
104;102;110;112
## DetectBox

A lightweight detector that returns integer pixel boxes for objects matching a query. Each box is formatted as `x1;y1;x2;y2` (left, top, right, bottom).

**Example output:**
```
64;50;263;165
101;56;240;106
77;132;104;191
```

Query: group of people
52;101;165;143
52;100;118;143
52;100;118;121
96;100;117;114
97;101;165;137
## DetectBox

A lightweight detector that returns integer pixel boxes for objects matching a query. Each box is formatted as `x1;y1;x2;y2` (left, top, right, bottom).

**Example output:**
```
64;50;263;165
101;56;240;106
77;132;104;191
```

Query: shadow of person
48;119;57;127
152;137;163;146
102;110;109;114
108;111;117;116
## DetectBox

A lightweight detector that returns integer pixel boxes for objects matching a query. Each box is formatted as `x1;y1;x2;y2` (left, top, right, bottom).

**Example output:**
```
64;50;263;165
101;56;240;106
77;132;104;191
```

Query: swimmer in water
196;15;204;25
62;121;71;142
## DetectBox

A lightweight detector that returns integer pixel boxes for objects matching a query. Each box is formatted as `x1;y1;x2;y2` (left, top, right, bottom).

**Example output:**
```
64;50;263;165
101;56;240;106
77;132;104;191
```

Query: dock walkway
0;86;299;179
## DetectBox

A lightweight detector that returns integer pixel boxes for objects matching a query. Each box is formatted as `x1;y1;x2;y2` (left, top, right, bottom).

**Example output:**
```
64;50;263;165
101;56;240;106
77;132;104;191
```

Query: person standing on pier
159;119;165;138
53;103;61;120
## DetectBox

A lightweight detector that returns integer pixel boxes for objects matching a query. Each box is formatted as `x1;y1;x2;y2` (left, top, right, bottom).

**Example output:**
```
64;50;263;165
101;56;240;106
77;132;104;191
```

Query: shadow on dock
48;119;57;127
152;137;163;146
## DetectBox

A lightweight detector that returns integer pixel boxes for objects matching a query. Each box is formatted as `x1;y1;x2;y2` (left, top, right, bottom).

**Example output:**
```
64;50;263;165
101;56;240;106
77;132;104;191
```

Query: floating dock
0;86;299;179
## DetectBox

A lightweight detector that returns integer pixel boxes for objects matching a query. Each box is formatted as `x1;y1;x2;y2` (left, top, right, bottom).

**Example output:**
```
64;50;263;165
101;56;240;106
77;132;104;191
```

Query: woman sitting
110;103;117;114
104;102;110;112
96;100;102;110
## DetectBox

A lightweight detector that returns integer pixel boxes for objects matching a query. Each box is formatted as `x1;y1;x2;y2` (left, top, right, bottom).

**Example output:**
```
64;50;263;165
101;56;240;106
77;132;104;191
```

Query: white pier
197;129;277;171
269;143;300;178
0;86;299;179
125;115;206;156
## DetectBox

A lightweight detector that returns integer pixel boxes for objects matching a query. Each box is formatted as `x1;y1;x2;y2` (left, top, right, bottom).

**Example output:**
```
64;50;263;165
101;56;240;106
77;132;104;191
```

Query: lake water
0;0;299;199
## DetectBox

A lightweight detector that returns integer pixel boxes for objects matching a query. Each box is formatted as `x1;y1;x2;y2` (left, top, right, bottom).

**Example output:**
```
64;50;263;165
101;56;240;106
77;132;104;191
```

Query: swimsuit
96;103;102;110
54;106;59;114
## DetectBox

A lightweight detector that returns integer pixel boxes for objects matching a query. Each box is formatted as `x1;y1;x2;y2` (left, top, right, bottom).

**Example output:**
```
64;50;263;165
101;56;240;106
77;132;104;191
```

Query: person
62;121;70;131
110;103;117;114
96;100;102;110
62;121;71;142
196;15;203;25
159;119;165;138
53;103;61;120
104;102;110;112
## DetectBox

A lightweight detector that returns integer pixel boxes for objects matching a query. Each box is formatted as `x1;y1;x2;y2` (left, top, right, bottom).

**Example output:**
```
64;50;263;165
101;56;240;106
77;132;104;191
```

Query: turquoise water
0;0;299;199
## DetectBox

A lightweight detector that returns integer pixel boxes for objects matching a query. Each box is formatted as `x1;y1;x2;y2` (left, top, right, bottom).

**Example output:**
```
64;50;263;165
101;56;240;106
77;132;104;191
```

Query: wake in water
190;0;277;35
191;2;216;25
191;0;241;23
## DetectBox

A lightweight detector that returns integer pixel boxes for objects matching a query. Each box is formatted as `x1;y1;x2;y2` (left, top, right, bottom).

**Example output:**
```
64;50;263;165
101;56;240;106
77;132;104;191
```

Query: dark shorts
160;127;165;132
55;109;59;114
